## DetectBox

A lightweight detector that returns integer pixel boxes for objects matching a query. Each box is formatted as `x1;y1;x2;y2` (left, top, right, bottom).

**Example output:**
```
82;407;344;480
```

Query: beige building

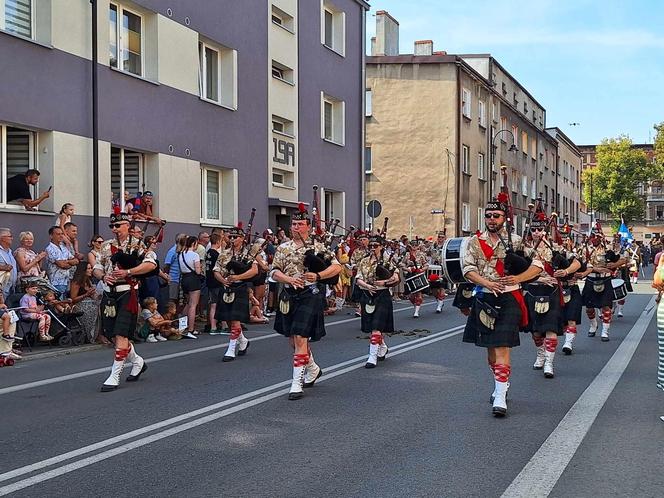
365;11;570;239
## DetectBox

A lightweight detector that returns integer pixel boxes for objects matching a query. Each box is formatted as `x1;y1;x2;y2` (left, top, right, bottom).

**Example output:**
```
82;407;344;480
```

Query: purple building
0;0;368;247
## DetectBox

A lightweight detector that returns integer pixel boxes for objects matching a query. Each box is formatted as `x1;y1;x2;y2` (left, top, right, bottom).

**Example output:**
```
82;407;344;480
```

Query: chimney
414;40;433;56
370;36;376;56
374;10;399;56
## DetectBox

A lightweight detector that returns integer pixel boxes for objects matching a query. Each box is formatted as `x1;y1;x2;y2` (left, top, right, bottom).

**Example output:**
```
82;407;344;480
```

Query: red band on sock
586;308;596;319
602;309;612;324
230;328;242;340
544;337;558;352
533;336;544;347
114;348;130;361
293;353;309;367
494;364;511;383
565;325;577;334
370;332;382;345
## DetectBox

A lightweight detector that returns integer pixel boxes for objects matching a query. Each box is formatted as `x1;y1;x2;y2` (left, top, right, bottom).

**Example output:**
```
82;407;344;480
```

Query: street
1;285;663;498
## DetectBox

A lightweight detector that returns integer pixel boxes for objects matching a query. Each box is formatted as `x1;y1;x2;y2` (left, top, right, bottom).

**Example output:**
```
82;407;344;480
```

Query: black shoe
601;336;609;342
288;391;303;400
562;346;572;355
533;365;544;370
237;341;250;356
544;372;554;379
365;362;376;369
303;369;322;388
126;363;148;382
222;355;235;362
492;407;507;417
100;384;118;392
588;331;596;337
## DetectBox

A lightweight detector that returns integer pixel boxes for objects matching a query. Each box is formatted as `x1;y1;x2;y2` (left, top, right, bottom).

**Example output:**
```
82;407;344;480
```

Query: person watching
6;169;50;210
45;226;79;296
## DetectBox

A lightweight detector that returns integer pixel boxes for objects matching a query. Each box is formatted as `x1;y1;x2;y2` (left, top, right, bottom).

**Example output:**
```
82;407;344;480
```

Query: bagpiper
401;239;429;318
558;222;584;355
271;201;341;400
94;210;157;392
429;231;447;313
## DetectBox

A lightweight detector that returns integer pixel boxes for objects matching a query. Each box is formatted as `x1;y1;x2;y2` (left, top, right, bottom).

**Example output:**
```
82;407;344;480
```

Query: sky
365;0;664;145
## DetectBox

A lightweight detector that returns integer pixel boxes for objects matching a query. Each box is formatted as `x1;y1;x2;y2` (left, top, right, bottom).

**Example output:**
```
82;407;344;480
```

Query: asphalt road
1;284;662;498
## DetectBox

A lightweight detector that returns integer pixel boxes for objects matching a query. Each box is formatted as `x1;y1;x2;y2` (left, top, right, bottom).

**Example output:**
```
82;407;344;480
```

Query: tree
582;136;656;224
655;122;664;168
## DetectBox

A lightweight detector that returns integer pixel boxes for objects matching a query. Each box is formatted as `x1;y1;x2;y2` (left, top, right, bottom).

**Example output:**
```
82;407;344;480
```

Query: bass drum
441;237;470;284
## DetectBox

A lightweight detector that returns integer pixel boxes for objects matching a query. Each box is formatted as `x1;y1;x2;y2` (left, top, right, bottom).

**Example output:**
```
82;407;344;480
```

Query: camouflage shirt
94;236;156;284
586;244;608;270
350;246;369;266
429;242;445;265
272;239;339;278
356;251;397;284
213;245;253;278
400;248;428;272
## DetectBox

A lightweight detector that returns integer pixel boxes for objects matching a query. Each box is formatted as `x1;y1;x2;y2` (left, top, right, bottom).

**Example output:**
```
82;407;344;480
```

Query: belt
109;284;135;292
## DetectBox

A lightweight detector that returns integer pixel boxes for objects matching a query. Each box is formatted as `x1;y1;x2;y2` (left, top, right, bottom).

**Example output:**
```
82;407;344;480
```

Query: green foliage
582;136;656;223
655;122;664;167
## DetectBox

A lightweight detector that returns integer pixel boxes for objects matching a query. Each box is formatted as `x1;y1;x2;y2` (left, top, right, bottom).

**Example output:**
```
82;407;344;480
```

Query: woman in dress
14;231;47;280
69;261;103;343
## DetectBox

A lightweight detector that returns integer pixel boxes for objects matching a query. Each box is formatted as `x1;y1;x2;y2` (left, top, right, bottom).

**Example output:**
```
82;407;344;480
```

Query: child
140;297;181;342
20;284;53;341
43;291;74;314
248;288;269;324
57;203;79;254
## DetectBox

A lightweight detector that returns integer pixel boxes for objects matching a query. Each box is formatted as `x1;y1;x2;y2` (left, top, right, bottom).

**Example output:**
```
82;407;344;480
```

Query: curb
21;344;108;362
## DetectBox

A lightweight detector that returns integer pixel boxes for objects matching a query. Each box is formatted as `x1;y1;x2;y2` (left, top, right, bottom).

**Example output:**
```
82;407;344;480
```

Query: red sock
602;309;612;324
114;348;130;361
370;332;382;345
544;337;558;352
565;325;577;334
494;364;511;383
230;327;242;340
533;336;544;347
293;353;309;367
586;308;596;320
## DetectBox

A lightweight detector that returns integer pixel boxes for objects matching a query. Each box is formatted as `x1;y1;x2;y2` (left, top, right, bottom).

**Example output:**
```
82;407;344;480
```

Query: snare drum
611;278;628;301
404;272;430;294
441;237;470;284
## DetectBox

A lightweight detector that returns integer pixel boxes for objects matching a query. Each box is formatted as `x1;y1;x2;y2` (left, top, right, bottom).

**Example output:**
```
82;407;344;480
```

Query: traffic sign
367;200;382;218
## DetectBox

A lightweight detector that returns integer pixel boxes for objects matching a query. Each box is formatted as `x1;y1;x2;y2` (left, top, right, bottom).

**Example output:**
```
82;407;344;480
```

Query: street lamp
489;129;518;198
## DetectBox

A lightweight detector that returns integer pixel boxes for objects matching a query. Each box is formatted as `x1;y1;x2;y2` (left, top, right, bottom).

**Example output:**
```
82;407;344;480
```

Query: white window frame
1;0;34;39
271;60;294;85
462;88;471;118
198;38;238;110
271;5;295;33
321;0;345;57
110;3;144;77
462;203;470;231
477;207;484;231
201;166;223;225
365;88;372;117
321;92;345;146
521;175;528;196
111;147;144;212
492;102;498;123
478;100;486;128
272;115;294;138
462;145;470;174
364;145;372;174
478;152;485;180
0;124;37;208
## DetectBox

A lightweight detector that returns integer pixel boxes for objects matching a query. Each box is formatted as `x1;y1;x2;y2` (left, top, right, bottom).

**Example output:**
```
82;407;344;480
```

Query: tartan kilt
562;284;583;324
350;278;362;302
463;291;521;348
621;267;633;292
101;290;138;340
582;276;613;308
453;282;475;310
215;283;250;323
274;285;327;341
359;289;394;333
523;283;563;335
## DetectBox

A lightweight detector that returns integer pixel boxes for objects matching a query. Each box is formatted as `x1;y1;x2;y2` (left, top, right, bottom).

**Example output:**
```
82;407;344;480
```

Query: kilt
101;290;138;339
359;289;394;333
350;278;362;302
453;282;475;310
582;275;613;308
463;291;521;348
274;284;327;341
523;283;562;335
215;283;250;323
561;284;583;324
621;267;633;292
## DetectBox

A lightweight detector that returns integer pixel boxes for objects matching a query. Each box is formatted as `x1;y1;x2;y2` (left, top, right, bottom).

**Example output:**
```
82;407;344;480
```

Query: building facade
365;11;575;238
0;0;368;248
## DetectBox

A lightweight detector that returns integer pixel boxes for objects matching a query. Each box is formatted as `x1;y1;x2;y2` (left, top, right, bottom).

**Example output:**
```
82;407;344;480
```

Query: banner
177;316;188;331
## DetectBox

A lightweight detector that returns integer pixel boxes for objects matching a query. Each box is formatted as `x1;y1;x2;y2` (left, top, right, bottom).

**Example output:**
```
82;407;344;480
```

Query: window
2;0;32;38
500;117;507;138
272;60;294;84
477;207;484;231
109;3;142;76
321;0;345;56
530;138;536;158
111;147;144;210
201;167;221;223
512;125;518;145
462;145;470;174
491;102;497;123
272;168;294;188
272;115;294;137
462;88;471;118
364;146;372;174
478;100;486;128
0;125;37;207
365;89;372;117
523;101;528;114
531;179;536;199
271;5;294;32
322;188;345;228
478;152;485;180
522;175;528;196
462;203;470;231
321;92;345;145
198;40;237;109
521;131;528;153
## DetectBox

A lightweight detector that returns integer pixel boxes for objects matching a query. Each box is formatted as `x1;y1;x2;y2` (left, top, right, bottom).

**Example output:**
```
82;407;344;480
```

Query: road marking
0;325;464;495
0;299;445;396
501;295;656;498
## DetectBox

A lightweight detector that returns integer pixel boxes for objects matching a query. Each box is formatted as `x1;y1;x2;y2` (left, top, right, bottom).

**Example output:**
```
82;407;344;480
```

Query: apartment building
0;0;368;246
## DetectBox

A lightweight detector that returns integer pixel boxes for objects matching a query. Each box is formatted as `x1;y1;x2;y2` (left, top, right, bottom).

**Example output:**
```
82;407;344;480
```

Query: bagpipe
226;208;256;276
302;185;339;285
110;206;165;274
497;166;533;276
374;217;396;281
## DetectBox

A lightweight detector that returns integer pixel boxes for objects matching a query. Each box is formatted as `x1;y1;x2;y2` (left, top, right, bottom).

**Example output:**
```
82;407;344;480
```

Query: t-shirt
165;245;181;282
19;294;37;318
6;174;31;202
178;250;200;274
206;248;221;289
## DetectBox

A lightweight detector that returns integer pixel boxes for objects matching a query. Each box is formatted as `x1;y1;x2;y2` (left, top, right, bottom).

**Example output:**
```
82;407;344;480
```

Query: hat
291;203;309;222
226;222;245;237
437;230;446;237
110;206;130;224
368;234;385;245
264;228;273;235
486;192;509;213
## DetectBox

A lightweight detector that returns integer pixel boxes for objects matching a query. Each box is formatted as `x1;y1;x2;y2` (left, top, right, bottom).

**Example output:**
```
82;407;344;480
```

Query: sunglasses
485;213;503;219
94;239;104;243
228;235;242;240
109;223;128;229
530;228;545;233
369;243;381;248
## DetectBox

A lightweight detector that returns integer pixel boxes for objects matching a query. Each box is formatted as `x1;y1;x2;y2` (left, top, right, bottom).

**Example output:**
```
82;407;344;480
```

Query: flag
618;216;633;245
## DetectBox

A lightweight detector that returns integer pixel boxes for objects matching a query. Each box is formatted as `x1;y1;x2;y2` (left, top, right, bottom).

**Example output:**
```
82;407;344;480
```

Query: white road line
501;295;657;498
0;325;464;496
0;299;445;396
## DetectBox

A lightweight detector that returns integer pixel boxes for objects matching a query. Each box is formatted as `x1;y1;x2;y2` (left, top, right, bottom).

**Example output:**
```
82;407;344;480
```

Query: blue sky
366;0;664;145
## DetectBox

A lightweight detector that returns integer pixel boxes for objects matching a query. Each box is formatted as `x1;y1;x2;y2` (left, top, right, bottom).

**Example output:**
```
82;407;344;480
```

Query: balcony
646;192;664;202
645;219;664;227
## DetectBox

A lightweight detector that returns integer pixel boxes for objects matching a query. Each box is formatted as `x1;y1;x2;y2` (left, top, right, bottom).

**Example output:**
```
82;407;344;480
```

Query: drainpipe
360;6;366;229
455;60;461;236
91;0;99;234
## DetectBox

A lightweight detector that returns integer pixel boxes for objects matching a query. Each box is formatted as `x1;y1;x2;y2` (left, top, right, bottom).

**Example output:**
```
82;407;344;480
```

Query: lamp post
489;129;518;198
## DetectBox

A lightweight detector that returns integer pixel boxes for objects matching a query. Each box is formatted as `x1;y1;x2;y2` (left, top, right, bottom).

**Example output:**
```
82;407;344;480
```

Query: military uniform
401;247;429;317
582;241;614;340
